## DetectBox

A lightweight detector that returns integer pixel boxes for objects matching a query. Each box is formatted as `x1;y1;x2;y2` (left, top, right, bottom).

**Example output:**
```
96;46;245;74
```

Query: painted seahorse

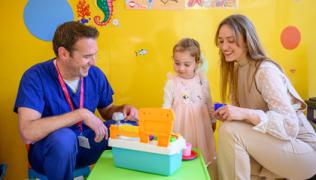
94;0;113;26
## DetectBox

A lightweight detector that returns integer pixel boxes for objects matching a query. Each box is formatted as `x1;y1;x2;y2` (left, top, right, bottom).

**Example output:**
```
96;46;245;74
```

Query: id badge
78;135;90;149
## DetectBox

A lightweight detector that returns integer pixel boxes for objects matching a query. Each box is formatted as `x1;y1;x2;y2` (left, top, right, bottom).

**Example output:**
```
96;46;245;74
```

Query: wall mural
281;26;301;50
23;0;115;41
23;0;74;41
23;0;302;53
93;0;114;26
125;0;238;10
77;0;91;24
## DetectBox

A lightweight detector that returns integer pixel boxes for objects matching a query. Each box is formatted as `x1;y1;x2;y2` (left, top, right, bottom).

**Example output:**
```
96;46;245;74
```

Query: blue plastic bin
109;136;185;176
112;147;182;176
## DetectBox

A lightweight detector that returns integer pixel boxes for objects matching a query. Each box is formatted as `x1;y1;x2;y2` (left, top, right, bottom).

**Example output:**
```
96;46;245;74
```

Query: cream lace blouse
238;61;316;150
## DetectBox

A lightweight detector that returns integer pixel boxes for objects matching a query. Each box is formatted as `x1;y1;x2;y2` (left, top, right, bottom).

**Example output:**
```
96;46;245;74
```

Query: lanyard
55;61;84;132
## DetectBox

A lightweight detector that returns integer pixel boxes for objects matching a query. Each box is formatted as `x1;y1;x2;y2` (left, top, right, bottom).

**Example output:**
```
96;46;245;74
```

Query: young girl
162;38;216;167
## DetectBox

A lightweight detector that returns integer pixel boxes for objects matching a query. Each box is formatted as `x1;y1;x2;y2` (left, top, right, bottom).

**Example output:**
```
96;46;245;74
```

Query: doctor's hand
80;109;108;142
122;105;138;121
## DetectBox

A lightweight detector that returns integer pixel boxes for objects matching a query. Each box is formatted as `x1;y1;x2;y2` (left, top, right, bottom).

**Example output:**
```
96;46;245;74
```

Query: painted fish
135;49;148;56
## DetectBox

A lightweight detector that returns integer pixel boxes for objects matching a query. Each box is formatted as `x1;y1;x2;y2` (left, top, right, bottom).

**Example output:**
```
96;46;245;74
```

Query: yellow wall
1;0;316;179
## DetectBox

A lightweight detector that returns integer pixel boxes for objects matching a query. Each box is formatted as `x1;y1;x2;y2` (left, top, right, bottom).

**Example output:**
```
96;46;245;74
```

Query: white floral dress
163;72;216;165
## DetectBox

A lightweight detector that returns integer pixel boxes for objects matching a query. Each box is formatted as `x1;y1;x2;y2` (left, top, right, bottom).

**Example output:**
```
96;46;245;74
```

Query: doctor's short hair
52;21;99;57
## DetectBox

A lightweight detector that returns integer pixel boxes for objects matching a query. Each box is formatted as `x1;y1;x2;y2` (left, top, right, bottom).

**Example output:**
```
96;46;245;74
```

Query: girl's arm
162;79;174;108
201;74;216;123
199;73;217;131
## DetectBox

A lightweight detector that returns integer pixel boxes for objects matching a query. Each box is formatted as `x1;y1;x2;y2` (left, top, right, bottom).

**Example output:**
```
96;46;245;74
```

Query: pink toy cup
182;142;192;156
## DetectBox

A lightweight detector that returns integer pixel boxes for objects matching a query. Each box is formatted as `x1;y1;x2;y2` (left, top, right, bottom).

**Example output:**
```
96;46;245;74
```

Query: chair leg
73;166;90;177
28;168;47;180
0;164;7;179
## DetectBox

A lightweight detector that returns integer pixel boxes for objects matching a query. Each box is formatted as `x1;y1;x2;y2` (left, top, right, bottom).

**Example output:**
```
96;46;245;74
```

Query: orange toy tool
138;108;174;147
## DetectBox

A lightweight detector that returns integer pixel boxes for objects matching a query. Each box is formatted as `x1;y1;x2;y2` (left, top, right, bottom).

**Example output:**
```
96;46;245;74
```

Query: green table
88;149;210;180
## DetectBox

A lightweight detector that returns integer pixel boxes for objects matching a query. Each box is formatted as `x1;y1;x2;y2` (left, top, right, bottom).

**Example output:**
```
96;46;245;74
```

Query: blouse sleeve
162;79;174;108
252;63;299;140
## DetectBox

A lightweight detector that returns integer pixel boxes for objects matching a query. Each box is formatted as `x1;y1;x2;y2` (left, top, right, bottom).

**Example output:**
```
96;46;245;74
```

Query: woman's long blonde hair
214;14;272;103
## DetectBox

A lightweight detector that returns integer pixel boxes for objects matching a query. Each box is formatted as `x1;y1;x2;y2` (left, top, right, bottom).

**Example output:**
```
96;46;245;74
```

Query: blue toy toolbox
109;136;185;176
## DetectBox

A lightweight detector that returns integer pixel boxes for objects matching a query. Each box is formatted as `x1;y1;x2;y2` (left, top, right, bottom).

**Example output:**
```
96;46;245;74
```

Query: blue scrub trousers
28;120;116;180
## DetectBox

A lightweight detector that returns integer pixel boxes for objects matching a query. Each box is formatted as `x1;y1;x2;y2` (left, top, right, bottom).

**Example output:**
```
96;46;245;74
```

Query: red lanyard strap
55;61;84;132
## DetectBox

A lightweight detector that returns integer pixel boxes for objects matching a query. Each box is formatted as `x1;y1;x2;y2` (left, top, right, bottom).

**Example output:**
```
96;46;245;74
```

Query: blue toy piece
28;166;90;180
214;103;226;111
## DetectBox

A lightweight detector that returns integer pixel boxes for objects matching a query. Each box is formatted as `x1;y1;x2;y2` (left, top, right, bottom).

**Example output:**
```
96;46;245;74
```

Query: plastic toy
214;103;226;111
112;112;125;126
138;108;174;147
182;150;198;161
110;108;175;147
109;107;186;176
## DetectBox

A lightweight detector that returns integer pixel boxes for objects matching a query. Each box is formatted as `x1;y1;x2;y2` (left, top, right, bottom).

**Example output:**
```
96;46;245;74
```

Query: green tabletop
88;149;210;180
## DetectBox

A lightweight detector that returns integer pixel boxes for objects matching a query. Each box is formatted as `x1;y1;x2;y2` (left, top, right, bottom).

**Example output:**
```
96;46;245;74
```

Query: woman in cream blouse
213;14;316;180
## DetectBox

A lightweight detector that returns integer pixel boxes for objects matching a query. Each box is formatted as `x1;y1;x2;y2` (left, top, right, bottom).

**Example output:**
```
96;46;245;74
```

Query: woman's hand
213;105;247;122
213;105;260;125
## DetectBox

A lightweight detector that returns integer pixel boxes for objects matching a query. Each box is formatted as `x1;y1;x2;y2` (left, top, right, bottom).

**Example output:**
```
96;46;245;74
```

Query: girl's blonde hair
214;14;276;103
173;38;201;64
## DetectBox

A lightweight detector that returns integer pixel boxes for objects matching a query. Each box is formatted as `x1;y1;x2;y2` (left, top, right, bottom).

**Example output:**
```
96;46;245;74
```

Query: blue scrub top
14;59;114;120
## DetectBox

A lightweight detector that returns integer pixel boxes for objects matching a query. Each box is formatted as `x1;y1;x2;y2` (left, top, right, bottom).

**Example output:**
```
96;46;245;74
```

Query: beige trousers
218;121;316;180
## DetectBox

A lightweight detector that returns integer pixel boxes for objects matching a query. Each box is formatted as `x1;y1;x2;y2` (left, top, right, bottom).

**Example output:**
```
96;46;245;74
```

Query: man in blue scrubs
14;21;138;179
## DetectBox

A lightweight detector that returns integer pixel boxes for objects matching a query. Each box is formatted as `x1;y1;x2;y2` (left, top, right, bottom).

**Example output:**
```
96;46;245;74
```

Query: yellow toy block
110;125;139;138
